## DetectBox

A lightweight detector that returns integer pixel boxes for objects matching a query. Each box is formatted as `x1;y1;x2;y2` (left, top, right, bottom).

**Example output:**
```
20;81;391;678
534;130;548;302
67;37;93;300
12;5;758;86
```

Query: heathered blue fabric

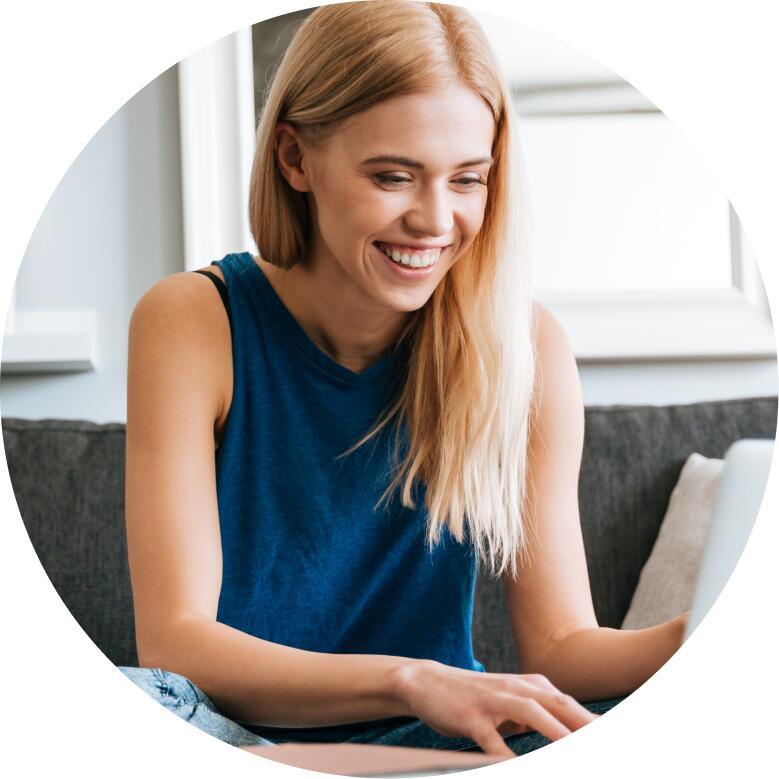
210;252;485;742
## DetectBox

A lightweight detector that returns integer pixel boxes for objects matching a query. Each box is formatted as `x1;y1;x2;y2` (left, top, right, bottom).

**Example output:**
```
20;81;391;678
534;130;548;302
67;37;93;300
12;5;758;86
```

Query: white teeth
377;242;440;269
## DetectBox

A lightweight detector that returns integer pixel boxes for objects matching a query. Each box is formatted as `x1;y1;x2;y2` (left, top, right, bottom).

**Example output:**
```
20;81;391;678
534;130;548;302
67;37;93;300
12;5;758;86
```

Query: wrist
388;658;439;718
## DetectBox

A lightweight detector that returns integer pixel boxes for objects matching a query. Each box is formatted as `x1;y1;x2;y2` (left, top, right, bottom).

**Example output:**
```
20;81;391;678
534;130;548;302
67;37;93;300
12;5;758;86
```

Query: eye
374;173;412;187
372;172;488;189
453;176;487;189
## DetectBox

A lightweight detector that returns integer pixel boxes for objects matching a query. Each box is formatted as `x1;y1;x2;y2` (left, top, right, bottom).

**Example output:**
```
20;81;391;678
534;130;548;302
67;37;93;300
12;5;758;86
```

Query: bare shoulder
132;266;225;318
528;301;582;430
129;269;233;439
531;301;572;354
130;270;231;367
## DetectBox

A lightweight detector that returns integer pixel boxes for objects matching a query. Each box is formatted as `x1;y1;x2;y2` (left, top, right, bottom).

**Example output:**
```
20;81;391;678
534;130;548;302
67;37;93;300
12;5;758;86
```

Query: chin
379;288;433;314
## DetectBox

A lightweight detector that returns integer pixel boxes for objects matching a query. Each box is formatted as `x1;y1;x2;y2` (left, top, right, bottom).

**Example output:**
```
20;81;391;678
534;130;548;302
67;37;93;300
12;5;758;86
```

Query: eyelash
374;174;487;189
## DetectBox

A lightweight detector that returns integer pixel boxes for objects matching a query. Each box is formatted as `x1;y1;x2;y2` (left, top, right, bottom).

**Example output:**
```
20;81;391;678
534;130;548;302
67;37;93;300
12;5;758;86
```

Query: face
276;84;496;314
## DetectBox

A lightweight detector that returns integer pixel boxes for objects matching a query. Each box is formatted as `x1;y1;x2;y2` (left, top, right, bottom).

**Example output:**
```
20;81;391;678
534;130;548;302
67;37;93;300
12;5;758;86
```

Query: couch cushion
2;418;135;666
621;452;724;629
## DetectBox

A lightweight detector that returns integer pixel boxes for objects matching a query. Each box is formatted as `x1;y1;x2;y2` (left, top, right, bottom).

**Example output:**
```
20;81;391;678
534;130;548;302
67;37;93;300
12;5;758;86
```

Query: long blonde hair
248;0;538;580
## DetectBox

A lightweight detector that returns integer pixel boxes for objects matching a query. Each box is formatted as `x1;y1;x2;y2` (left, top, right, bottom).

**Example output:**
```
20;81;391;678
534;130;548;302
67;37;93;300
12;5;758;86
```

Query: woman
121;0;688;760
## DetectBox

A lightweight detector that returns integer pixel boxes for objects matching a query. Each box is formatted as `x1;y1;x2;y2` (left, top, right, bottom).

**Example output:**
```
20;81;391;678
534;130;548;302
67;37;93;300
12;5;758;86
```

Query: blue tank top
208;252;484;742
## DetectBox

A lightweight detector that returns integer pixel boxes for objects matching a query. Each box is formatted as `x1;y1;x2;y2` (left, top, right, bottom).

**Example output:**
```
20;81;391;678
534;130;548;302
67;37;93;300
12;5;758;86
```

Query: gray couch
3;395;777;673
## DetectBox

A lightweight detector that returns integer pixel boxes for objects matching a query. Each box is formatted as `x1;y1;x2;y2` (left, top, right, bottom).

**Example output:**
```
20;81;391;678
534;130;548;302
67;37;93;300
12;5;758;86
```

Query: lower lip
373;243;443;279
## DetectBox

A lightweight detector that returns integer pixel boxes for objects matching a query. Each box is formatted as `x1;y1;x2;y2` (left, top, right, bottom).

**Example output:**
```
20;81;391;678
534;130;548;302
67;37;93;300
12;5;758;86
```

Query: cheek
349;192;403;237
462;198;489;239
315;183;370;240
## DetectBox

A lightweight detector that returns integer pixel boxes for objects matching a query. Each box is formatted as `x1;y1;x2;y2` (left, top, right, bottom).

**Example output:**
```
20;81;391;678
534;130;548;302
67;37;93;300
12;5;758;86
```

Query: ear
275;122;311;193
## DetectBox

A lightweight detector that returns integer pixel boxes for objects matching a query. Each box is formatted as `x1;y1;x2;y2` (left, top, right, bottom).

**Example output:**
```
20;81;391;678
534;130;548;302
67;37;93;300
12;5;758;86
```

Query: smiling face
277;84;496;314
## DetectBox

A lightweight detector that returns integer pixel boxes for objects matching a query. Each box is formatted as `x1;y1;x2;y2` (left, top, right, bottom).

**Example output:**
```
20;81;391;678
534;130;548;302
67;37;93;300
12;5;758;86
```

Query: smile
374;241;443;269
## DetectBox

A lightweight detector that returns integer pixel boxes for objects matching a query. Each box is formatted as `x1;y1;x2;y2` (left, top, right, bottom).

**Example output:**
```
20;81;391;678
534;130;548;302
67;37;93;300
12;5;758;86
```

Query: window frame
514;84;774;363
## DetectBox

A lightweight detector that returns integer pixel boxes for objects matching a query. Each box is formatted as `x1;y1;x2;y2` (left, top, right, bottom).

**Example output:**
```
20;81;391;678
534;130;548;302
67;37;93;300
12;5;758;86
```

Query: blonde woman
121;0;688;759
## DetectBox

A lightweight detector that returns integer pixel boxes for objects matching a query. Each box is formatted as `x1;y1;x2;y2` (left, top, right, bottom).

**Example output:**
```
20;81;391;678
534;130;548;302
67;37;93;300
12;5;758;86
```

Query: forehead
328;86;495;166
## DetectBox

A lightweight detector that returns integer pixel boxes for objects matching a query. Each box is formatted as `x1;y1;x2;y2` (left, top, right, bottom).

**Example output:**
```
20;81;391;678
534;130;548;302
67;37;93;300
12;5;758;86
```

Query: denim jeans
119;666;626;755
119;666;274;748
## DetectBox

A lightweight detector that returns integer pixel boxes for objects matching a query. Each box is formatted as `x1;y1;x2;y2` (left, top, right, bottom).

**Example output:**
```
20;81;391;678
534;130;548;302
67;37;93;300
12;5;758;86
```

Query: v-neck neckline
240;252;402;386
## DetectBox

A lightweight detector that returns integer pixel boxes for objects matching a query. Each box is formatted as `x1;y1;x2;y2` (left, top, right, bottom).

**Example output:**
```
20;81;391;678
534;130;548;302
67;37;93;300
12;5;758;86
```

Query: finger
470;722;515;759
497;720;533;738
509;675;599;730
503;697;572;742
529;687;600;731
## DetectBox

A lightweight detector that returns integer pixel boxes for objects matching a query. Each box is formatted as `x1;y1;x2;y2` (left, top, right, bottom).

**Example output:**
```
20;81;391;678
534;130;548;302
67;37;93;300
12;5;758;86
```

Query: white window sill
1;310;97;374
536;288;776;363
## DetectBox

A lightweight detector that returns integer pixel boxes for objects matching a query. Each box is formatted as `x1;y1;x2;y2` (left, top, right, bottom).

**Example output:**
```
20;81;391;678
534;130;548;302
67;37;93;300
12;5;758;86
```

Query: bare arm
143;616;415;727
125;272;414;728
528;614;688;701
503;304;685;701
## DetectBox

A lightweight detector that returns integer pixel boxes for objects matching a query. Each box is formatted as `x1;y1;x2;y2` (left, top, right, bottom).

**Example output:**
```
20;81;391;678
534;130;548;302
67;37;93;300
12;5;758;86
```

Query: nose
403;182;454;239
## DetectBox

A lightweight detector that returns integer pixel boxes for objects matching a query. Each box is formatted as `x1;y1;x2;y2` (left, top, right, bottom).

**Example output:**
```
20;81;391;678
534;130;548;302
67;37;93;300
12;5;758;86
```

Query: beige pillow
621;452;725;630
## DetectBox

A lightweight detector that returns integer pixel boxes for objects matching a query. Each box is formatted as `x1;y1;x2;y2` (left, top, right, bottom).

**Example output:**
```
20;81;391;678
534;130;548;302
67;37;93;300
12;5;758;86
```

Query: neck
255;255;409;375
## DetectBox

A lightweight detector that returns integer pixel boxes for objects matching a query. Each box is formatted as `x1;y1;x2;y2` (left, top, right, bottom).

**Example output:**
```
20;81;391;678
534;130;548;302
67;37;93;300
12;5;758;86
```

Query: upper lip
374;241;450;250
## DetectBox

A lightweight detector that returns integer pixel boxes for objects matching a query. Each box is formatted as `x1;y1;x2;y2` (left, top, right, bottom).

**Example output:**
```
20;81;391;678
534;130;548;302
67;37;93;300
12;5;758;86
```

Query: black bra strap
193;270;233;331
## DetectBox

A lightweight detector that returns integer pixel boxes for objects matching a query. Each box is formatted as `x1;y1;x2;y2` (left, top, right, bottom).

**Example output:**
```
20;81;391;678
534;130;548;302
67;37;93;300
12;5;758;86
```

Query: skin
257;83;495;374
125;83;687;759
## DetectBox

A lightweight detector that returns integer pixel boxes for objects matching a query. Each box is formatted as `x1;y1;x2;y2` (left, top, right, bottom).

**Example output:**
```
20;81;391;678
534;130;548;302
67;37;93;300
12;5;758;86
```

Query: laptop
241;742;504;776
684;437;775;641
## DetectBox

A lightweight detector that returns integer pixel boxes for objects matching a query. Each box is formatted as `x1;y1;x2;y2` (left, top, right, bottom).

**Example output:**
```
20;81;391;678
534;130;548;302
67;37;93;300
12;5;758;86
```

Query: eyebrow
360;154;493;169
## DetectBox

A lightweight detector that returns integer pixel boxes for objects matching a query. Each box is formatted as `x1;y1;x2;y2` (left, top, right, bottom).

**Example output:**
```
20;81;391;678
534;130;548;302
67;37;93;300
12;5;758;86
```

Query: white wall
0;66;184;423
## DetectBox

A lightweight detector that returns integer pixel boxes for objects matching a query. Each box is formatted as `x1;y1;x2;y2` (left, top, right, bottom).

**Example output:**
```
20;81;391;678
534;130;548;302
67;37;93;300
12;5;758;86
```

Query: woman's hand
393;660;599;758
